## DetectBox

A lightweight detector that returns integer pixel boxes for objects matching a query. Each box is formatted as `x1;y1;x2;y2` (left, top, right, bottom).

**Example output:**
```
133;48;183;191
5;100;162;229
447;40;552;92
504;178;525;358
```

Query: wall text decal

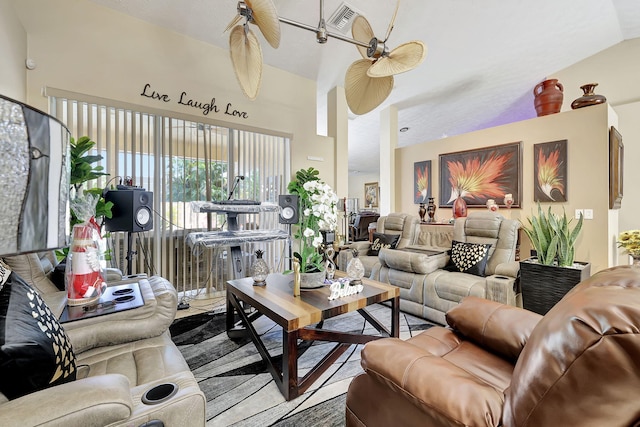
140;83;249;119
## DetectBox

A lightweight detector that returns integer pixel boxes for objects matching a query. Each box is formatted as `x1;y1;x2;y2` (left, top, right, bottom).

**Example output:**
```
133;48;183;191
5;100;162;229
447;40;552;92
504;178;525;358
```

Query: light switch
575;209;583;219
584;209;593;220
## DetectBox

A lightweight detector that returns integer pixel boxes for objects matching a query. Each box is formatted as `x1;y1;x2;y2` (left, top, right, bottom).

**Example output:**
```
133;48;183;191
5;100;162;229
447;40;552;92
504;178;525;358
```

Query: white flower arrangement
287;168;338;273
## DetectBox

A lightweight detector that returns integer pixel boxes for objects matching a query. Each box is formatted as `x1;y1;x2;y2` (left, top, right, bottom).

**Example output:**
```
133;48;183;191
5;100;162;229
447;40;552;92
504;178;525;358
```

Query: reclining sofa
0;253;206;427
341;212;521;325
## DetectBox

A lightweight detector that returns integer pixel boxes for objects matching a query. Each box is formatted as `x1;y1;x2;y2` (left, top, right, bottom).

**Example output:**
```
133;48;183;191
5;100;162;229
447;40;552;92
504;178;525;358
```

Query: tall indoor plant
520;203;590;314
287;167;338;275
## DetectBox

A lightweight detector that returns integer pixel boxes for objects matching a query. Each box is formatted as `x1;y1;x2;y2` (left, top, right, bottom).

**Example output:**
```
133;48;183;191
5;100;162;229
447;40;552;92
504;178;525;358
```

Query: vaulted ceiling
89;0;640;174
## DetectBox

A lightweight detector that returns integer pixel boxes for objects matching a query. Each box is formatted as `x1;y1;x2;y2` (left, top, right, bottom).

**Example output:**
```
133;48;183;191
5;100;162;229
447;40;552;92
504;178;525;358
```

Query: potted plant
520;203;590;314
287;167;338;287
617;230;640;266
56;136;113;260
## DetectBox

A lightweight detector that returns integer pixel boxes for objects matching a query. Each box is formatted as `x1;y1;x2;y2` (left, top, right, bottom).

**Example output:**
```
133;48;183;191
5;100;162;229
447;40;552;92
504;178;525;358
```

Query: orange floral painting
534;140;567;202
439;142;522;208
414;160;431;204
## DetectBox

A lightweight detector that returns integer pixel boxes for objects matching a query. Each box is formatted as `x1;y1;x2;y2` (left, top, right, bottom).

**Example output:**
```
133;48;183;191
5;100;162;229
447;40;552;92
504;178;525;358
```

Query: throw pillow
368;233;401;256
450;240;492;277
0;261;76;400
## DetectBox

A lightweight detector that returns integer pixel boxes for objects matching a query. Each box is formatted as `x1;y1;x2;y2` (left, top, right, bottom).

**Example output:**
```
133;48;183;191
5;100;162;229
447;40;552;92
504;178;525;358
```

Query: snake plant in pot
520;203;590;315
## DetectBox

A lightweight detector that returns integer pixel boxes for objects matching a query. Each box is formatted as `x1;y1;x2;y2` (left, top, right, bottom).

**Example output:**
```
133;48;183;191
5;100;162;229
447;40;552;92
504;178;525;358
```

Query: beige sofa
0;253;206;427
372;212;521;324
337;213;420;276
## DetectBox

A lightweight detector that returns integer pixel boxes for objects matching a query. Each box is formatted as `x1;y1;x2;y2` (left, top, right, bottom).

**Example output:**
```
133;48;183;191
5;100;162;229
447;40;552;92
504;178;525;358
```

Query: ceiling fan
226;0;427;114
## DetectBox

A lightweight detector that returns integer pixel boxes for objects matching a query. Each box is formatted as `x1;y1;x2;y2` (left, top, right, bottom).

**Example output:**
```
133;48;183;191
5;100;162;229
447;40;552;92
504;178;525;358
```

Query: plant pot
520;257;591;315
299;269;326;289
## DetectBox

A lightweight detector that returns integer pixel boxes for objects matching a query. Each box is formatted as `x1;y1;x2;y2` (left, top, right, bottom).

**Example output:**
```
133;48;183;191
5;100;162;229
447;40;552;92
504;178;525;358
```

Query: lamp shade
0;95;71;256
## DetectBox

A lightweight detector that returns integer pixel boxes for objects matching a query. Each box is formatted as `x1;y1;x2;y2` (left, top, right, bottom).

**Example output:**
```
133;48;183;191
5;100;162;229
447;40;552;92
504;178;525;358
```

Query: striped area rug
170;304;433;427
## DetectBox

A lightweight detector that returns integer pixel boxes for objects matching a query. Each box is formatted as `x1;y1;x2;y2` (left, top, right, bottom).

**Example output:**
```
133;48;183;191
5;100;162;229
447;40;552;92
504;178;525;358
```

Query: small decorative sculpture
486;199;499;212
324;245;336;280
504;193;514;209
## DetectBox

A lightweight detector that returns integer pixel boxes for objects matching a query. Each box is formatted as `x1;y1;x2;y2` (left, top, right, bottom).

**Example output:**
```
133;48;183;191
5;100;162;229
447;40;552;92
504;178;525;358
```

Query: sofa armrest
361;338;503;426
494;261;520;278
445;296;542;362
64;276;178;353
0;374;132;427
337;242;372;270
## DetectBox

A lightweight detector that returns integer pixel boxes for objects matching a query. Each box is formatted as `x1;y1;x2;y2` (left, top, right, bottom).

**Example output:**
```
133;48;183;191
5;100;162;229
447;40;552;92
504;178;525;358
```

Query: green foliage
523;203;583;267
168;158;228;202
57;137;113;260
70;136;108;192
287;167;325;273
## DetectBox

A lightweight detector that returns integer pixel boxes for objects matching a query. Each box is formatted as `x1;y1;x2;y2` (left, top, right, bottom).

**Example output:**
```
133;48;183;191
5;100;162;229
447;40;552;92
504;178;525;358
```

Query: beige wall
554;38;640;256
10;0;335;188
348;172;381;212
0;0;26;101
397;104;615;274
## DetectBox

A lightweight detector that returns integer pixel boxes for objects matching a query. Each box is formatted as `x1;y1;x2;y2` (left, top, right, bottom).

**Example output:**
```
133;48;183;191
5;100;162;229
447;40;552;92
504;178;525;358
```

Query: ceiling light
226;0;427;114
399;127;409;132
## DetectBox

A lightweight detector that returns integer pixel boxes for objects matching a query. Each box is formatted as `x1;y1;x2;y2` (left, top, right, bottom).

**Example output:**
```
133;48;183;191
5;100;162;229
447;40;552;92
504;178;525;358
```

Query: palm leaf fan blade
224;14;243;34
345;59;394;115
384;0;400;41
229;25;263;100
246;0;280;48
367;41;427;78
352;15;374;59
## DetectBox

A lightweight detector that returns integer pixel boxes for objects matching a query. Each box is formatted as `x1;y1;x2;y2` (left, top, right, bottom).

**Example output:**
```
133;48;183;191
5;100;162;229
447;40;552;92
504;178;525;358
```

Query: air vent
327;2;359;34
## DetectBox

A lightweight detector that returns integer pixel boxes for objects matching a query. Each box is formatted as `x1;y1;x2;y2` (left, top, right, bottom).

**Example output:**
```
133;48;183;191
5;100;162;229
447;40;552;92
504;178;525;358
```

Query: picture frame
414;160;432;204
609;126;623;209
439;142;522;208
533;140;567;202
364;182;379;208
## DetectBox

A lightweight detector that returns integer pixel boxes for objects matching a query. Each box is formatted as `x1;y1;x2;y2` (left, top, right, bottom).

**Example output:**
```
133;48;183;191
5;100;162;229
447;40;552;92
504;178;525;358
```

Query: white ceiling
88;0;640;175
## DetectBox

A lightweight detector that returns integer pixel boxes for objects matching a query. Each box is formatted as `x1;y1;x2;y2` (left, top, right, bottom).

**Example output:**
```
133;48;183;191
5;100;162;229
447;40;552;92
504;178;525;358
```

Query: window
49;91;290;298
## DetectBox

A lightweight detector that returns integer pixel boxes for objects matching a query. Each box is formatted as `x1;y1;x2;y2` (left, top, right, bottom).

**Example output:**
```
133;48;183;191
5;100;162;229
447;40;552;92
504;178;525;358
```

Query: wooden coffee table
226;271;399;401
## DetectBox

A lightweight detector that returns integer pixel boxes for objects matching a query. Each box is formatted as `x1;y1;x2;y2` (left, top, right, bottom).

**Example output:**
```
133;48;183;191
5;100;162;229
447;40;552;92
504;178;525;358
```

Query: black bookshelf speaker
278;194;299;224
104;189;153;232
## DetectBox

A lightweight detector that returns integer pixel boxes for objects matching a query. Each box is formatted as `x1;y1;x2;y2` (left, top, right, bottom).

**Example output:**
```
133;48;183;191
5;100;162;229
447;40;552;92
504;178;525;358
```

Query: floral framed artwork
414;160;432;204
609;126;623;209
534;139;567;202
364;182;379;208
439;142;522;208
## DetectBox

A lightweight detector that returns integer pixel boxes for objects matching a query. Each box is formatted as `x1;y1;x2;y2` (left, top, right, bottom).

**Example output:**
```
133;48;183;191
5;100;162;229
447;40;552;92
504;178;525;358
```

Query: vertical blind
49;92;290;300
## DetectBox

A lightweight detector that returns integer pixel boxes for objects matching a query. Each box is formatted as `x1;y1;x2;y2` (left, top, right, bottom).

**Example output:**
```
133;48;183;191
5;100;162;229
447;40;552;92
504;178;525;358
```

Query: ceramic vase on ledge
571;83;607;109
427;197;436;222
533;79;564;117
418;203;427;222
453;196;467;219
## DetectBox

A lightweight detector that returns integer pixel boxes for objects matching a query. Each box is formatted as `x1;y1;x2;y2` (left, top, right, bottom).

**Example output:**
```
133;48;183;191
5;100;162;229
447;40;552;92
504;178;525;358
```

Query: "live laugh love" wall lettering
140;83;249;119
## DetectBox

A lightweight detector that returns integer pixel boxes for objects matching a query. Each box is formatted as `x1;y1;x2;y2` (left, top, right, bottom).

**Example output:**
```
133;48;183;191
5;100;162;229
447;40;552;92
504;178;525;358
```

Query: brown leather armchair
346;265;640;427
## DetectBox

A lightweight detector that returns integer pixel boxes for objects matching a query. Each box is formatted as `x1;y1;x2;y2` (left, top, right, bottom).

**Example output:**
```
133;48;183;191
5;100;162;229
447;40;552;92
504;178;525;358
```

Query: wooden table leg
391;296;400;338
282;329;299;400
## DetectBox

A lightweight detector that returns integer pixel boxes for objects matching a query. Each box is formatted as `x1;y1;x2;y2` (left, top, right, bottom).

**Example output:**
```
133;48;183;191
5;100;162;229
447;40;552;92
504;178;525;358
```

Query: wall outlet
575;209;584;219
584;209;594;220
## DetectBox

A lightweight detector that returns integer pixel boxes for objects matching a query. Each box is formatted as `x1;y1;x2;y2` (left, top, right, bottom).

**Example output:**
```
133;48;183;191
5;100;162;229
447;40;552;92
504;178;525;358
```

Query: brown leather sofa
346;265;640;427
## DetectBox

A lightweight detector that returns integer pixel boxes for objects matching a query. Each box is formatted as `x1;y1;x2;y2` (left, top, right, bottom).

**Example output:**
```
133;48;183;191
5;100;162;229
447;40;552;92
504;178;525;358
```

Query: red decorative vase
453;196;467;218
533;79;564;117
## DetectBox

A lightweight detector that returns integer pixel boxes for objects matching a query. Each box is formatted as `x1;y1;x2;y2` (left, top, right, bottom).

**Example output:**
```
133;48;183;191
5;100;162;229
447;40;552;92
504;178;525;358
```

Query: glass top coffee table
226;271;399;401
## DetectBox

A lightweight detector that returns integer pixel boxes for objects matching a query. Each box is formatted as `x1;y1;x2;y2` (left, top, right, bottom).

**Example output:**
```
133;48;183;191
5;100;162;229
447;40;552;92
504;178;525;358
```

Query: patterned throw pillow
368;233;401;256
0;261;76;400
450;240;492;277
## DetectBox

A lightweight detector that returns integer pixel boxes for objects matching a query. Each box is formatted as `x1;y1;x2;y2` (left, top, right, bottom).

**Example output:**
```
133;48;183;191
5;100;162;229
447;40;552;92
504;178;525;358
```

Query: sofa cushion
379;249;447;275
450;240;491;277
0;263;76;399
368;233;401;256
